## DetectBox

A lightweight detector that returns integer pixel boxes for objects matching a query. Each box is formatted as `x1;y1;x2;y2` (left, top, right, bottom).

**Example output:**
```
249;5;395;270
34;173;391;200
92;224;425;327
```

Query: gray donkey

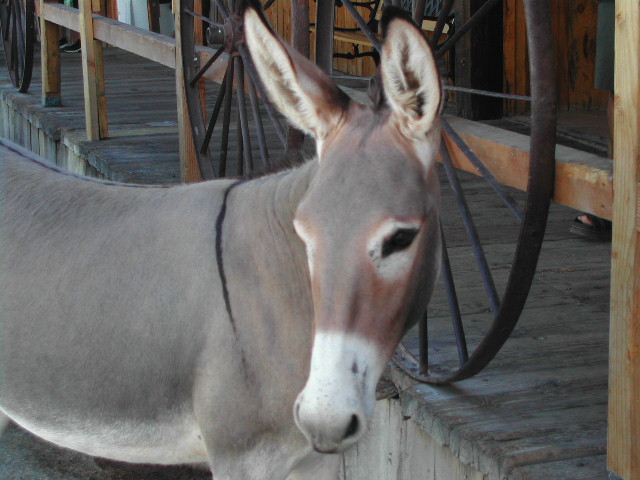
0;3;442;479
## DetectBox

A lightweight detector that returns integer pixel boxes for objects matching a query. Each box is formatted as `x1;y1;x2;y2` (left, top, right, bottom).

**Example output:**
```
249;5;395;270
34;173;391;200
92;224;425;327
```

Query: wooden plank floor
0;46;611;479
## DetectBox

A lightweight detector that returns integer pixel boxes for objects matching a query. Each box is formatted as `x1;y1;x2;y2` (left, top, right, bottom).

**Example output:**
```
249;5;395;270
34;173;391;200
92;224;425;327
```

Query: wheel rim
0;0;35;92
313;0;557;383
180;0;287;179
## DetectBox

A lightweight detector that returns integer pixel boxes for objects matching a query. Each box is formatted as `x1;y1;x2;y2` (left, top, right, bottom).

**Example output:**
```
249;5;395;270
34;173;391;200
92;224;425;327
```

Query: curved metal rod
440;142;501;316
440;0;557;383
340;0;382;51
442;119;524;221
435;0;502;60
395;0;557;385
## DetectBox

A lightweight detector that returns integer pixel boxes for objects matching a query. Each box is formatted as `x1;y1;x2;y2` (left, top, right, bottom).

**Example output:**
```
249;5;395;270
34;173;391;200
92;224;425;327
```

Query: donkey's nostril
344;414;360;440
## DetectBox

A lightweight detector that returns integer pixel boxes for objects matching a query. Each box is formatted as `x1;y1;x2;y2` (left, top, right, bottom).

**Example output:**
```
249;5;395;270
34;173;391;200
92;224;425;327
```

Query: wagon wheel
312;0;556;384
180;0;289;179
0;0;35;92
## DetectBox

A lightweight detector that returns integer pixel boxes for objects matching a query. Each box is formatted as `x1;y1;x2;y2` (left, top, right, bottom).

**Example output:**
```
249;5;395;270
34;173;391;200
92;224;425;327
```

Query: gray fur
0;5;442;479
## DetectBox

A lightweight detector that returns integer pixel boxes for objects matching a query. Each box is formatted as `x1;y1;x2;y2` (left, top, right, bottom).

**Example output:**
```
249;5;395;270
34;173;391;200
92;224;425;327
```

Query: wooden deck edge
384;365;606;480
0;85;180;183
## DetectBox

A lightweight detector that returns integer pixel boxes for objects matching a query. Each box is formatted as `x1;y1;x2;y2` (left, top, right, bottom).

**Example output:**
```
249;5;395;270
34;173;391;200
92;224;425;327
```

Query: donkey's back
0;143;235;464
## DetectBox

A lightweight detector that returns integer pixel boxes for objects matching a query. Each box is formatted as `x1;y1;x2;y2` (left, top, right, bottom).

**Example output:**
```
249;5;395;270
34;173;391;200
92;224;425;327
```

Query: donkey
0;3;441;479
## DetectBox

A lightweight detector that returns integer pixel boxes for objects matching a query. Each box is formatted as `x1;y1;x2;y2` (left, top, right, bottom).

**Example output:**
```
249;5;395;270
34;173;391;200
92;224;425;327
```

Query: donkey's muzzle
293;392;366;453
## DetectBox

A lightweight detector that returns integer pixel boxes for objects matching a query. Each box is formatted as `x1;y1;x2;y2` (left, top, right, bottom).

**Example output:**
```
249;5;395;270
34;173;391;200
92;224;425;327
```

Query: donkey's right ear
243;6;350;141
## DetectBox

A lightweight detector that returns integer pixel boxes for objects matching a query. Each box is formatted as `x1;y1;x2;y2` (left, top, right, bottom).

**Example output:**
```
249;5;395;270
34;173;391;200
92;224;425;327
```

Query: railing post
174;0;202;182
608;2;640;479
40;0;62;107
79;0;108;140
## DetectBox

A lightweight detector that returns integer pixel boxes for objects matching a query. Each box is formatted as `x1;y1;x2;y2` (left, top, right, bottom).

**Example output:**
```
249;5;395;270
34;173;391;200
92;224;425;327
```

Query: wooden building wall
267;0;609;114
505;0;609;113
264;1;378;77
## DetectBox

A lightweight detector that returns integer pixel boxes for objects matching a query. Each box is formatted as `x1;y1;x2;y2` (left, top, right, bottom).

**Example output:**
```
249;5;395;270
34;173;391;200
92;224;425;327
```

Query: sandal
570;213;612;241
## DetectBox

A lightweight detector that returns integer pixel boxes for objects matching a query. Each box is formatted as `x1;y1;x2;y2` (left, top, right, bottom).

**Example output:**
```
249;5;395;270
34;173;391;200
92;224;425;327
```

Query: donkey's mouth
312;445;339;454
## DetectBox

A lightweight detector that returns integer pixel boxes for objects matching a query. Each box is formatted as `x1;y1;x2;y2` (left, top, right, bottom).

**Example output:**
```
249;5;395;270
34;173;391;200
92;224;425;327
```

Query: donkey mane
241;147;311;180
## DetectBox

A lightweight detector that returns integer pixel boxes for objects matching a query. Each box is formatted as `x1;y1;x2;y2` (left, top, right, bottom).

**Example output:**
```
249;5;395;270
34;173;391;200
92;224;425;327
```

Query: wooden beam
40;1;62;107
454;0;503;120
39;3;230;79
79;0;108;140
608;2;640;479
173;0;201;182
442;115;613;219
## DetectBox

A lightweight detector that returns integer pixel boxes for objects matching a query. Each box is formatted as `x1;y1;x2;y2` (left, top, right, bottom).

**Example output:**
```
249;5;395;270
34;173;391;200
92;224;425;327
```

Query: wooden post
79;0;109;140
174;0;202;182
454;0;503;120
148;0;161;33
40;0;62;107
608;2;640;479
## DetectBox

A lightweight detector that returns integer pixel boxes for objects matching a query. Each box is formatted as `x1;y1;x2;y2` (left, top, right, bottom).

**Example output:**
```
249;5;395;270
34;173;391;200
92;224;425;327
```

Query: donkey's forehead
321;104;426;167
298;116;435;227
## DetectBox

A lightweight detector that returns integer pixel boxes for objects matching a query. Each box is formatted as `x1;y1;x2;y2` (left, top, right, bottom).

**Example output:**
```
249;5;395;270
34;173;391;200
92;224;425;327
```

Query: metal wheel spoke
436;0;502;59
236;113;244;175
263;0;278;10
201;69;228;154
431;0;454;48
238;45;287;147
14;1;25;63
213;0;229;20
190;44;225;86
341;0;381;51
440;142;501;316
411;0;425;24
442;119;524;221
183;8;223;28
248;76;269;167
440;225;469;365
235;57;254;173
219;59;235;177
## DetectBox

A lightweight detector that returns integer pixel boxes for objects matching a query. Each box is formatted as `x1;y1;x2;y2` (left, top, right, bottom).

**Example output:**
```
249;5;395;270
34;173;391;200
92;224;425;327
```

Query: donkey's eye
382;228;419;258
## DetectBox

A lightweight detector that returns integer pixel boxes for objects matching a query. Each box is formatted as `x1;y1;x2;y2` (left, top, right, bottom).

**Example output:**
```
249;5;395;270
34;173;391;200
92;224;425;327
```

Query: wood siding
505;0;609;114
264;0;610;113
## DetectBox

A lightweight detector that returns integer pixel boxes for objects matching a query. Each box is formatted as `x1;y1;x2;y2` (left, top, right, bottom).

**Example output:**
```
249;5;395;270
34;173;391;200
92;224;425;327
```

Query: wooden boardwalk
0;46;611;480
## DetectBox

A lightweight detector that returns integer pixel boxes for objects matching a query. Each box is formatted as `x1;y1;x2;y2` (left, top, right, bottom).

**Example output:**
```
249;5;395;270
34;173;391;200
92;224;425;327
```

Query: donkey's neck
217;160;318;397
235;160;317;245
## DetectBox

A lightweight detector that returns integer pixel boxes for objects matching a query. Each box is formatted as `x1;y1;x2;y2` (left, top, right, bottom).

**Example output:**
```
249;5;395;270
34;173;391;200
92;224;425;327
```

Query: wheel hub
222;13;244;55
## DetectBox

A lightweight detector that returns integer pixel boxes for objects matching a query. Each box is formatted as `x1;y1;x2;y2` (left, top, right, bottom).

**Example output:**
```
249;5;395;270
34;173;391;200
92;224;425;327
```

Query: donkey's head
244;4;442;454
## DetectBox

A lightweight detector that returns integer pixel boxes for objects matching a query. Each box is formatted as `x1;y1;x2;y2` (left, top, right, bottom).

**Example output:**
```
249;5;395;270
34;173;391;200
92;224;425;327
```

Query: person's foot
61;39;81;53
570;213;612;241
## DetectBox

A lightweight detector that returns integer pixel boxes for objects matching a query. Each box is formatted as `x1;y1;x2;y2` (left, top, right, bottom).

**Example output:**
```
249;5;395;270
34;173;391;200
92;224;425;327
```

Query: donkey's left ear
380;8;442;138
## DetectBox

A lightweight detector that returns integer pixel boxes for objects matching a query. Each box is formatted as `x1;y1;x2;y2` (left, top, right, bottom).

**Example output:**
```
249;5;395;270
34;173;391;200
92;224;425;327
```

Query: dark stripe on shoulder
215;179;245;334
